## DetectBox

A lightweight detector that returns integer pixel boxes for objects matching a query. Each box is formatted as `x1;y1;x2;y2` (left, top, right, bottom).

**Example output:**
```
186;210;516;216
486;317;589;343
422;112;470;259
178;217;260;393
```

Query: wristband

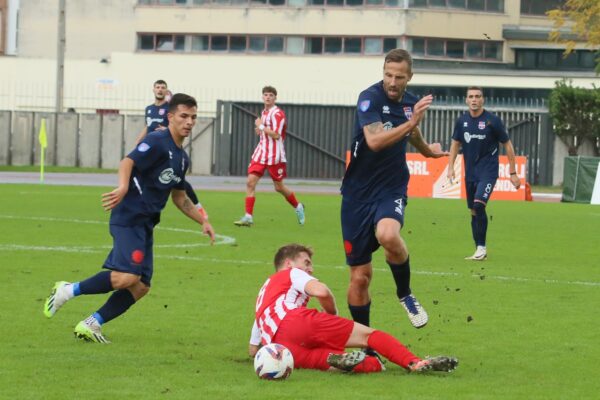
510;172;517;176
259;124;265;131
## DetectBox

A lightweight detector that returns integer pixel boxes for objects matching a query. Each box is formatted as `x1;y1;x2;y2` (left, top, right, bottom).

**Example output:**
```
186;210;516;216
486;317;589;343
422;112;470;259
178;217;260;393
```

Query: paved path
0;172;561;201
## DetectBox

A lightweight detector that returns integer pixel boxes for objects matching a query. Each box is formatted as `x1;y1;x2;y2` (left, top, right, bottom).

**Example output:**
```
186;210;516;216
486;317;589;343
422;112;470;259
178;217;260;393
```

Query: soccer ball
254;343;294;380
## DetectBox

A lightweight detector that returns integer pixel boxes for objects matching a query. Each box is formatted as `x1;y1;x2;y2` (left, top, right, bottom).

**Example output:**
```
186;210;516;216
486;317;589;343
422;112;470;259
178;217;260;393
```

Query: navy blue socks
348;302;371;327
388;257;411;300
74;271;113;296
96;289;136;325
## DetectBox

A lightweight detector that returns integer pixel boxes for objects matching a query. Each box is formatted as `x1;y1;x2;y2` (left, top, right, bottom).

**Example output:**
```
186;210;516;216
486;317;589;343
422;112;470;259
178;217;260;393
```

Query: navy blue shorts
466;179;497;209
341;195;407;266
103;223;154;286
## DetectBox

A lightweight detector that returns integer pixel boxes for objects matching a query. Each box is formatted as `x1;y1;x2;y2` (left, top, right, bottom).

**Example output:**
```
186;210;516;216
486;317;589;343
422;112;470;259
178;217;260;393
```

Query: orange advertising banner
406;153;527;201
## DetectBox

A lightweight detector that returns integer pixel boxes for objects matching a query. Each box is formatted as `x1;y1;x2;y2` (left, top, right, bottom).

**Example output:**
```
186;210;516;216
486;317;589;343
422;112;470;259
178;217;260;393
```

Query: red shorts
248;161;287;182
272;308;354;370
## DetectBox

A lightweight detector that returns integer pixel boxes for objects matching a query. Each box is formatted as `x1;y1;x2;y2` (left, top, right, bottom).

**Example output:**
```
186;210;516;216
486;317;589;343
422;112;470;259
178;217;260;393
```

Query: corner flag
39;119;48;183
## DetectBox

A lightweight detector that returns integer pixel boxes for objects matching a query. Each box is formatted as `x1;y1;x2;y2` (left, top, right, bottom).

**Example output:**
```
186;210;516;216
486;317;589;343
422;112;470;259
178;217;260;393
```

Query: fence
213;102;555;185
0;110;214;175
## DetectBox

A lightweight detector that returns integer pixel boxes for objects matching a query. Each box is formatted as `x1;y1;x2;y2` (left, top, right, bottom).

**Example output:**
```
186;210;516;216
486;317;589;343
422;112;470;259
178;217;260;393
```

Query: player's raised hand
202;221;216;245
428;142;450;158
409;95;433;127
101;186;127;211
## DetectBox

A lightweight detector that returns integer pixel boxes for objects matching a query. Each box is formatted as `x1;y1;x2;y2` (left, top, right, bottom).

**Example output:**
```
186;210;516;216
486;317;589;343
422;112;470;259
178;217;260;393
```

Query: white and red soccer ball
254;343;294;380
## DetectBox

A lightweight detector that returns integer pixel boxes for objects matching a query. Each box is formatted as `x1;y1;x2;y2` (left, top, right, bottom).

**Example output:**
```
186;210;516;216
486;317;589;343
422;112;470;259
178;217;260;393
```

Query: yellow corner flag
39;118;48;183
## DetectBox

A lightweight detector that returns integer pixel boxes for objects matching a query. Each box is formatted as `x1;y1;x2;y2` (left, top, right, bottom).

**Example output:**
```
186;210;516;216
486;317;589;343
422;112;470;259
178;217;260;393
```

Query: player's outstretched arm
171;189;216;244
305;280;338;315
364;95;433;152
101;157;134;211
503;140;521;189
408;127;449;158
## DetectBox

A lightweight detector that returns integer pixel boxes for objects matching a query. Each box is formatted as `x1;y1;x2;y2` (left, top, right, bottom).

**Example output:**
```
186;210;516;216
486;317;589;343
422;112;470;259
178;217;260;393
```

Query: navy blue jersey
341;81;417;202
452;110;509;181
144;102;169;133
110;130;188;226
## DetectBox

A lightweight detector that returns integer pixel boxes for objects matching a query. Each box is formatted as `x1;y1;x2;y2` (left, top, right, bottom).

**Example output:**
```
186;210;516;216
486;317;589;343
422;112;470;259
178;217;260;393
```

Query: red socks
366;330;420;368
245;196;256;215
285;193;299;208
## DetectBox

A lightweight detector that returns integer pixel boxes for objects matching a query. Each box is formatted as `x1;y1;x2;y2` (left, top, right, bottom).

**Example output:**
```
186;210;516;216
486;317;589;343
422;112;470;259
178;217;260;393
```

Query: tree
548;0;600;73
548;80;600;156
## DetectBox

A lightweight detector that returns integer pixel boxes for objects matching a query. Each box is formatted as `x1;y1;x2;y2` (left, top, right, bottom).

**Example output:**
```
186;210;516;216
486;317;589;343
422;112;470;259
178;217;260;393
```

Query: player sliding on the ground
249;243;458;373
43;93;215;343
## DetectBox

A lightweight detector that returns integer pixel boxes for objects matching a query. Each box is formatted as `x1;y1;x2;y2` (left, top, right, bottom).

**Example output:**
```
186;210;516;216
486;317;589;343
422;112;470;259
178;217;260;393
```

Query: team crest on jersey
137;143;150;152
403;107;413;119
159;108;165;115
359;100;371;112
478;121;486;130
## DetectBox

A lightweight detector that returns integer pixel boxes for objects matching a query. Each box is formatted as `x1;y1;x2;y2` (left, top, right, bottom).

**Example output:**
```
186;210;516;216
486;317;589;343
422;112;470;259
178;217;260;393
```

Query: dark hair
273;243;313;271
384;49;413;71
154;79;168;87
467;86;484;96
168;93;197;113
262;85;277;96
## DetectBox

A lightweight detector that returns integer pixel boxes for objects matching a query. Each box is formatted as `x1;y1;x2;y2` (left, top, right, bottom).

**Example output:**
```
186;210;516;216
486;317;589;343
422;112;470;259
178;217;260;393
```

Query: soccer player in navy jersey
341;49;448;330
447;87;521;261
43;93;215;343
137;80;209;220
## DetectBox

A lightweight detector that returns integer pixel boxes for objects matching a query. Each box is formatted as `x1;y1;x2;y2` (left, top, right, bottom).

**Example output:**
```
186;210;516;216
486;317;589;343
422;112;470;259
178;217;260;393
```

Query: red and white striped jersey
251;106;287;165
253;268;315;345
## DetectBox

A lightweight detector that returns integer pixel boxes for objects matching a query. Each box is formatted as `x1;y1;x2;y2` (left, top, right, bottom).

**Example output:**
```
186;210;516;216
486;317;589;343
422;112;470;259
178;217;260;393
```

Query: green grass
0;166;117;173
1;184;598;399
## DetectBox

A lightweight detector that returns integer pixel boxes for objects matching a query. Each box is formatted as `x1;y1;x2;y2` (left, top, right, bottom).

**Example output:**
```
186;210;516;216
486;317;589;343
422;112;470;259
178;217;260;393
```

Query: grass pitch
0;183;598;399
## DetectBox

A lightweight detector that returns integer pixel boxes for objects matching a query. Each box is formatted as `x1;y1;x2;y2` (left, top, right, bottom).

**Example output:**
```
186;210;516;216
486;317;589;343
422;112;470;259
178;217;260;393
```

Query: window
191;35;209;52
516;50;536;68
230;36;246;52
286;37;304;54
410;38;425;56
448;0;465;7
306;37;323;54
156;35;174;51
344;38;362;53
486;0;503;12
408;0;503;11
249;36;266;52
484;42;501;60
467;0;484;10
466;42;483;58
324;37;342;53
383;38;398;52
139;35;154;50
174;35;185;51
430;0;445;6
446;40;464;58
427;39;444;56
267;37;284;52
211;36;228;51
520;0;564;15
579;51;597;69
365;38;383;54
515;49;595;70
538;51;559;68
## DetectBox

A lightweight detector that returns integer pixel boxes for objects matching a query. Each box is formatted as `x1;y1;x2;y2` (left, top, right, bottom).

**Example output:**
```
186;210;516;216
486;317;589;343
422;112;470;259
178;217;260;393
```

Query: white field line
1;215;599;288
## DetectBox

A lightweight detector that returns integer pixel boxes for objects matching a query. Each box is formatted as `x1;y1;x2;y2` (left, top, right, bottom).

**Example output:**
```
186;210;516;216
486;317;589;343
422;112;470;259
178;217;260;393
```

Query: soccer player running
137;79;209;220
43;93;215;343
341;49;447;330
234;86;305;227
447;86;521;261
248;244;458;373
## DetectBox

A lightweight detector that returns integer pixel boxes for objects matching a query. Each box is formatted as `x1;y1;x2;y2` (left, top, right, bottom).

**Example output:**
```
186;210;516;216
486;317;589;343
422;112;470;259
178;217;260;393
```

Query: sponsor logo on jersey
383;121;393;131
403;107;413;119
137;143;150;152
464;132;486;143
359;100;371;112
382;105;390;114
158;168;182;184
478;121;486;130
463;122;468;127
146;117;164;127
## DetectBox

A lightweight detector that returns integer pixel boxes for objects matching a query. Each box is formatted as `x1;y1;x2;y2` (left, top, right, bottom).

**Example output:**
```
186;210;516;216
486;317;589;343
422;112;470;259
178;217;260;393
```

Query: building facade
0;0;598;114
